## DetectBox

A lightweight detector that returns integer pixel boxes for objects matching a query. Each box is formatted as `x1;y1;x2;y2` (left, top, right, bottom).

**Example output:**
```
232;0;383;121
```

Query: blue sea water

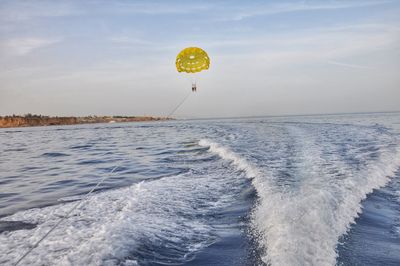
0;113;400;265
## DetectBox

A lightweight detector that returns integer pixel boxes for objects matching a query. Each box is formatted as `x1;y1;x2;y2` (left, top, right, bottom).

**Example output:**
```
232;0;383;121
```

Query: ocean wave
0;151;248;265
0;179;213;265
198;139;258;179
199;136;400;266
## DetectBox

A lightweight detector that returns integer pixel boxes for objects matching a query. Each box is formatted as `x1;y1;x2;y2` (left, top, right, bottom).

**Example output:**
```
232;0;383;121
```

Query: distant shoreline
0;115;172;128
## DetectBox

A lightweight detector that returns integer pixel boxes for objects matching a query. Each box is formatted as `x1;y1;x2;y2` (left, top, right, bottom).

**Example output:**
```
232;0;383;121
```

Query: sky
0;0;399;118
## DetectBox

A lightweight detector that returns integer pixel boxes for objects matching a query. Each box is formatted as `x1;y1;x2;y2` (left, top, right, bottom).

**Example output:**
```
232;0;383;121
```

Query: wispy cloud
204;23;399;54
0;38;61;56
109;37;155;46
327;60;375;69
0;0;212;23
0;0;80;22
108;36;177;53
218;0;394;21
108;1;212;15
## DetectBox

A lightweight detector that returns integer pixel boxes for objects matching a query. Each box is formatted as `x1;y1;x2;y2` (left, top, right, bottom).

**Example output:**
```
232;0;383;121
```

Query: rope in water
14;90;193;265
14;163;122;266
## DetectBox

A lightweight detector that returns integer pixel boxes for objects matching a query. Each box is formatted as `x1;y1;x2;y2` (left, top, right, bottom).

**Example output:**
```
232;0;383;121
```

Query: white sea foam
0;165;243;266
199;139;258;179
2;118;399;266
395;190;400;203
199;135;400;266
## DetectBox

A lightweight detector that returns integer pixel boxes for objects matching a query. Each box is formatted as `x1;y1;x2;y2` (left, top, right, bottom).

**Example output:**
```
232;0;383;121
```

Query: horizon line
2;110;399;120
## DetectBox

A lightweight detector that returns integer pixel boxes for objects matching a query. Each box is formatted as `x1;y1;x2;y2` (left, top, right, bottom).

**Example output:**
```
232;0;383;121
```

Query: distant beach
0;115;171;128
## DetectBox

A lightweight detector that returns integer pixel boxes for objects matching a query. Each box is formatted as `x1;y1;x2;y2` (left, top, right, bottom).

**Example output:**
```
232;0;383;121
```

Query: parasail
176;47;210;92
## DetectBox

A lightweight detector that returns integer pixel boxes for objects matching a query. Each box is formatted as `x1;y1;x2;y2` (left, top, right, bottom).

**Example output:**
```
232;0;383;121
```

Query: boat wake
1;115;400;266
0;148;249;265
199;126;400;266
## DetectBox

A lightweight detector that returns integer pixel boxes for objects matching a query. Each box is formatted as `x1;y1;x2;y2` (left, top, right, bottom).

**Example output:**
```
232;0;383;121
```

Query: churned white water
200;135;400;265
1;113;400;265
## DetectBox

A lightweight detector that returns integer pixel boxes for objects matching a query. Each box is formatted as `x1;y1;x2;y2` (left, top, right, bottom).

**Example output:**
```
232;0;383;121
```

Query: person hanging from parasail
176;47;210;92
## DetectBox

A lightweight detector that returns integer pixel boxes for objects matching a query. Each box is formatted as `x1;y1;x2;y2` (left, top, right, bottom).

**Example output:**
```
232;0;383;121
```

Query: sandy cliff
0;115;170;128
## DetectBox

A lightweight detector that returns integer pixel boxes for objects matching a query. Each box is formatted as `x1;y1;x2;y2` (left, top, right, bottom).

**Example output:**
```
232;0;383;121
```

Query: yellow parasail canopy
176;47;210;73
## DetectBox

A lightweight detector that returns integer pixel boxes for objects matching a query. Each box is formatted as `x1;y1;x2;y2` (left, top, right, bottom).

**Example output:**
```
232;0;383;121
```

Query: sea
0;112;400;266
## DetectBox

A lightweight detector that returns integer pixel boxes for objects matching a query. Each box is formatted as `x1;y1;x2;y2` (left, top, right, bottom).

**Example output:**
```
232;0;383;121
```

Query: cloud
109;37;155;46
107;1;212;15
0;0;80;22
327;60;375;69
218;0;395;21
204;23;399;57
0;38;61;56
108;36;178;54
0;0;212;23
